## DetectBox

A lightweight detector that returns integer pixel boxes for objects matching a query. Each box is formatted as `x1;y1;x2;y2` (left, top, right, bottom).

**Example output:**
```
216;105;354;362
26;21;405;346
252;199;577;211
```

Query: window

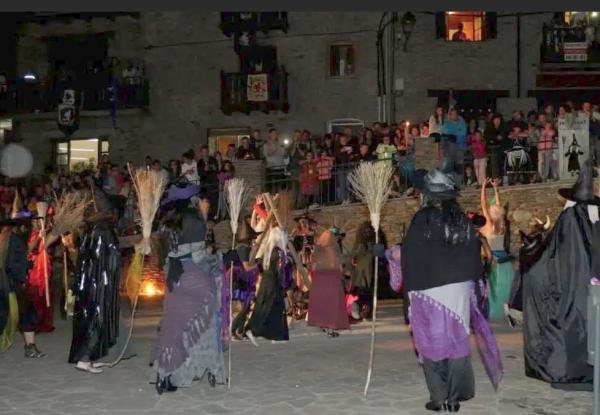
329;43;355;77
435;12;497;41
53;137;109;172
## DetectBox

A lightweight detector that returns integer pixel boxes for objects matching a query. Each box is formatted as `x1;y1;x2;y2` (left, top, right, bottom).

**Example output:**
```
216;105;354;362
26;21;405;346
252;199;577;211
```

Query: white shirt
181;161;199;183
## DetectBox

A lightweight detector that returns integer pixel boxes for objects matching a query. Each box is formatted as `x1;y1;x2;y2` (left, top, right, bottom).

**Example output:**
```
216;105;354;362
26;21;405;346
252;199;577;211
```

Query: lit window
446;12;485;42
329;43;355;77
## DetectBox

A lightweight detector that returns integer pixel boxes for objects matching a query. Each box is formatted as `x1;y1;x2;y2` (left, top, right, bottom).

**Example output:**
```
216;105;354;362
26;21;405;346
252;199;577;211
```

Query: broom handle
228;236;235;390
363;230;379;398
40;223;51;308
63;248;68;312
110;254;144;367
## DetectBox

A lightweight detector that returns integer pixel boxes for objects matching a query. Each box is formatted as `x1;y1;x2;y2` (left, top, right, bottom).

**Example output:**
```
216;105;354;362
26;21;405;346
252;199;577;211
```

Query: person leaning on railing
263;128;287;194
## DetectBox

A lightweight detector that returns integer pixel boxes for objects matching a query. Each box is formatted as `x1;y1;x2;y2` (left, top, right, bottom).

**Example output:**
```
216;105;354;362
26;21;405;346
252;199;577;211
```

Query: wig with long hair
489;204;506;236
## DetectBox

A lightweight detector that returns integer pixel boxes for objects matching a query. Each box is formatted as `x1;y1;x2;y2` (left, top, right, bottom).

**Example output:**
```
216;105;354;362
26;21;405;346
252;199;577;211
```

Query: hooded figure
401;168;502;412
523;160;600;389
246;225;290;344
68;184;121;372
150;202;227;394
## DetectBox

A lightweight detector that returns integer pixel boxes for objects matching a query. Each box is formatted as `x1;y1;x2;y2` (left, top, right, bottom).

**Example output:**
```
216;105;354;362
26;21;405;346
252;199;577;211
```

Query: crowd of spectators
2;100;599;224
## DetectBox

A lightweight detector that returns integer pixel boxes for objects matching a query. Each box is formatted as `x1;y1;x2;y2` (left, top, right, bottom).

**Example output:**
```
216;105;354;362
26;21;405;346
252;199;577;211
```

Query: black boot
425;401;443;412
24;344;45;358
445;402;460;412
164;376;178;392
207;372;216;388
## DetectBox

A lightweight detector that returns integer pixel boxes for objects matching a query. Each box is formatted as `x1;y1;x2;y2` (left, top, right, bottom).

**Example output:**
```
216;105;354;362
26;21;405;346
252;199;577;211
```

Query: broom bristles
49;192;90;241
225;178;251;238
348;162;394;231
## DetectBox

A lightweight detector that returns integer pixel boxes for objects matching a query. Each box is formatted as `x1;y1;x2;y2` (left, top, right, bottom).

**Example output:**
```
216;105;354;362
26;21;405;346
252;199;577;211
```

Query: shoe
445;402;460;412
246;330;259;347
309;204;320;210
425;401;443;412
207;373;216;388
271;340;288;344
24;344;45;358
75;361;103;374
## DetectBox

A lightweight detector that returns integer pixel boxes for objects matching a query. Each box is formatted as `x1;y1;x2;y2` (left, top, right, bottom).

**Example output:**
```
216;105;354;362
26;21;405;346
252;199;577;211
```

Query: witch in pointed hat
523;159;599;389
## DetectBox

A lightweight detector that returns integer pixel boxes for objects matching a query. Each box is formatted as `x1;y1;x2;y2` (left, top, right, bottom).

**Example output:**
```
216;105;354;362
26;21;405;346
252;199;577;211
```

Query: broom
224;178;251;390
110;164;166;367
46;193;89;312
348;162;393;398
35;202;51;308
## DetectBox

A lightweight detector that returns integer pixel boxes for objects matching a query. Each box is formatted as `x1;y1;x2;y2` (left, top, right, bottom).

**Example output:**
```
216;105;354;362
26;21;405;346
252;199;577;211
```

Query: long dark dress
248;248;289;341
68;220;121;363
523;203;598;387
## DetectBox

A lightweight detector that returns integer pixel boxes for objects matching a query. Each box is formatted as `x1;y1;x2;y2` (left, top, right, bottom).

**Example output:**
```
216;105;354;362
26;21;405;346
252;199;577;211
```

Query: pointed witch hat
559;159;600;205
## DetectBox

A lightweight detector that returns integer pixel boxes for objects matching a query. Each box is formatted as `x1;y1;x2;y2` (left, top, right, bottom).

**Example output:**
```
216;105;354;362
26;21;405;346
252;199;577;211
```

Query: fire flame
140;280;163;298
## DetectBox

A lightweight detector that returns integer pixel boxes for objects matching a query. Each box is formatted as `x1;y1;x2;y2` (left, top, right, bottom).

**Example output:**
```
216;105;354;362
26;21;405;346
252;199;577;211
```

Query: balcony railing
0;77;149;114
541;23;600;64
219;12;289;37
220;68;289;115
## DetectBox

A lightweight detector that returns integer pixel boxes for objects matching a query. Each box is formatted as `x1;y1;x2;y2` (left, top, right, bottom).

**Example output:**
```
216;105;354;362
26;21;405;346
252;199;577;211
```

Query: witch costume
68;216;121;365
307;229;350;335
523;160;599;389
247;226;290;342
565;136;584;174
0;215;45;358
26;229;54;333
401;169;502;412
150;202;227;393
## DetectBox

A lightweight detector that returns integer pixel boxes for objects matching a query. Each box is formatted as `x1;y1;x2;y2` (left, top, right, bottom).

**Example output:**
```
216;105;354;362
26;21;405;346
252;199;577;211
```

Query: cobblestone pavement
0;301;593;415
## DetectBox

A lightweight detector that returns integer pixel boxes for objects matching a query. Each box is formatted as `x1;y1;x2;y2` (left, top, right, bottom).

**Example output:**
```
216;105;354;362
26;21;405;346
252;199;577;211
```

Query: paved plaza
0;301;593;415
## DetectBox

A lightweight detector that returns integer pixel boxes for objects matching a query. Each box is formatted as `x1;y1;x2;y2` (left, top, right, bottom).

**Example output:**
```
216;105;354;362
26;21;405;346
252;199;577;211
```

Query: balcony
0;77;149;115
220;68;289;115
540;23;600;67
219;12;289;37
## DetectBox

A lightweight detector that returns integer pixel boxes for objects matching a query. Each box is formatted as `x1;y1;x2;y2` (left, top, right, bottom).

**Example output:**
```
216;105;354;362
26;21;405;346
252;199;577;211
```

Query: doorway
207;127;252;158
54;137;110;173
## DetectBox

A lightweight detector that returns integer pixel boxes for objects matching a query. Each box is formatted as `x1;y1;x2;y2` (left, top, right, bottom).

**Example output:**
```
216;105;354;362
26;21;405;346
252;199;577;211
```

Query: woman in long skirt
150;204;226;394
246;226;289;344
307;229;349;337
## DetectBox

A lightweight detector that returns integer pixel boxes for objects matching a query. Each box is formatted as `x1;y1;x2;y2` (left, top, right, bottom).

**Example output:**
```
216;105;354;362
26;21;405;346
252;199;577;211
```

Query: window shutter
435;12;447;39
484;12;498;39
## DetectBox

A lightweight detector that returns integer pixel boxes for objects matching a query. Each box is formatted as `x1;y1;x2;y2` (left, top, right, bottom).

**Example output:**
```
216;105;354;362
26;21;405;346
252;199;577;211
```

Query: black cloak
68;220;121;363
523;203;599;386
401;205;482;292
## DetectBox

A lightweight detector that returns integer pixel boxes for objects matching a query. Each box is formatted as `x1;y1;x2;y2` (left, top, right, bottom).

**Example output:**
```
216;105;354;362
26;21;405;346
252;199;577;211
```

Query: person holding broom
401;168;502;412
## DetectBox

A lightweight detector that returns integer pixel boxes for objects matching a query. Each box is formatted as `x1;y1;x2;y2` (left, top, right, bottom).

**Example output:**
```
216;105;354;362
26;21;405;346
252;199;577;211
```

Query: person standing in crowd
167;159;181;183
479;178;514;321
428;106;446;137
538;121;557;181
263;128;287;194
510;110;528;132
526;123;541;180
375;134;397;167
181;150;199;184
523;160;599;390
225;143;237;161
299;151;319;210
484;114;509;180
442;108;468;186
362;128;375;151
469;130;487;188
334;133;354;205
236;137;256;160
197;146;219;219
307;229;350;338
316;149;335;205
402;168;502;412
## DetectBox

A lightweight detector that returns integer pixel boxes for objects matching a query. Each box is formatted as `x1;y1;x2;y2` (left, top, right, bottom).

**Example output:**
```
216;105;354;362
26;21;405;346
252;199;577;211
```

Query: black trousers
422;356;475;405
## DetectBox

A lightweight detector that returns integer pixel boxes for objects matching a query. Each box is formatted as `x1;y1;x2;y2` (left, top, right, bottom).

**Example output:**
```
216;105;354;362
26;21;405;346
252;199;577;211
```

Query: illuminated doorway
54;137;109;173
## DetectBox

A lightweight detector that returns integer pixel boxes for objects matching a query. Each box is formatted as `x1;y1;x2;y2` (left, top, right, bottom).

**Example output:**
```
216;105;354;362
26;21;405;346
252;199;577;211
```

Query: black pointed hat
558;159;600;205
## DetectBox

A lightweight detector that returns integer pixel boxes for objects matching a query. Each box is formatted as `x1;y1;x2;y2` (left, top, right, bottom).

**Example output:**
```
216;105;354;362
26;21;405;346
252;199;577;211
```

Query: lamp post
400;12;416;52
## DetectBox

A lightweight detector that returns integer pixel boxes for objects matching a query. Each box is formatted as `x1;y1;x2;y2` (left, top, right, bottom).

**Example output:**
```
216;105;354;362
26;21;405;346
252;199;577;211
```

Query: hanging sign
564;42;588;62
247;73;268;102
558;113;590;180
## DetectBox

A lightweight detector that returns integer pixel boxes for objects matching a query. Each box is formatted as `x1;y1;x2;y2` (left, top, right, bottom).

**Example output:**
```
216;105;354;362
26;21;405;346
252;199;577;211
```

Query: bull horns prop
533;215;552;230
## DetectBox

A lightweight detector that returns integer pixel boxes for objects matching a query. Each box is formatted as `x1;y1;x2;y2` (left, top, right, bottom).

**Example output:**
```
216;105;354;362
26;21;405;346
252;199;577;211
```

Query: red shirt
470;140;487;159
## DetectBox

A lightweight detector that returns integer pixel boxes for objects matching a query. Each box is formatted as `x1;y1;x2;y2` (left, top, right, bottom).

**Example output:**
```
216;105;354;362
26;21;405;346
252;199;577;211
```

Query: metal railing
0;77;149;114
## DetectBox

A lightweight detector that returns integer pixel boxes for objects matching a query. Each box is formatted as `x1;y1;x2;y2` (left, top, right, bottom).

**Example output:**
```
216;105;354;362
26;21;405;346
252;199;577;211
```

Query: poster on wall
558;113;590;180
247;73;268;102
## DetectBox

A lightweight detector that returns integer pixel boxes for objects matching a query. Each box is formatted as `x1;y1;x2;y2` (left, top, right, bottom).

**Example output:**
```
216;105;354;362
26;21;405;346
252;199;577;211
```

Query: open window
435;12;497;41
329;43;355;77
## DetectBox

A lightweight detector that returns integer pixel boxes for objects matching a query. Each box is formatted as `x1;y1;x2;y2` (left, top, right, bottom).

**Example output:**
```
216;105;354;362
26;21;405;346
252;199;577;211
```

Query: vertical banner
414;136;438;171
247;73;268;102
558;113;590;180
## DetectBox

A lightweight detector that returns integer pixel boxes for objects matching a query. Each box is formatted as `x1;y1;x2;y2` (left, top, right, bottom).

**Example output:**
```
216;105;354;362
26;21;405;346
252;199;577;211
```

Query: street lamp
400;12;417;52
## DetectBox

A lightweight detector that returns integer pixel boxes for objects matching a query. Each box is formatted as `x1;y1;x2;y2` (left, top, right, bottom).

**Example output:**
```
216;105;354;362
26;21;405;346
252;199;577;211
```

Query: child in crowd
468;130;487;187
181;150;199;184
538;121;557;181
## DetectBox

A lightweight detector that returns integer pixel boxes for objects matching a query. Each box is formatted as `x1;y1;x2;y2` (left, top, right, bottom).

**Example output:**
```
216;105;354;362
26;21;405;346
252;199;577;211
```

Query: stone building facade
4;11;578;172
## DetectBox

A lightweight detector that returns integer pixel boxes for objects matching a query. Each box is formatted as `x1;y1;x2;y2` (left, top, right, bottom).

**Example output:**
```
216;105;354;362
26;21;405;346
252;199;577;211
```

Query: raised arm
492;178;501;207
480;178;491;223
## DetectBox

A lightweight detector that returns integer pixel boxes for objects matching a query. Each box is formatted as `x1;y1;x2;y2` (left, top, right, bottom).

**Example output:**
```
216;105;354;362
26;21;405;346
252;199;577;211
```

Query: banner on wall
247;73;268;102
557;113;590;180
